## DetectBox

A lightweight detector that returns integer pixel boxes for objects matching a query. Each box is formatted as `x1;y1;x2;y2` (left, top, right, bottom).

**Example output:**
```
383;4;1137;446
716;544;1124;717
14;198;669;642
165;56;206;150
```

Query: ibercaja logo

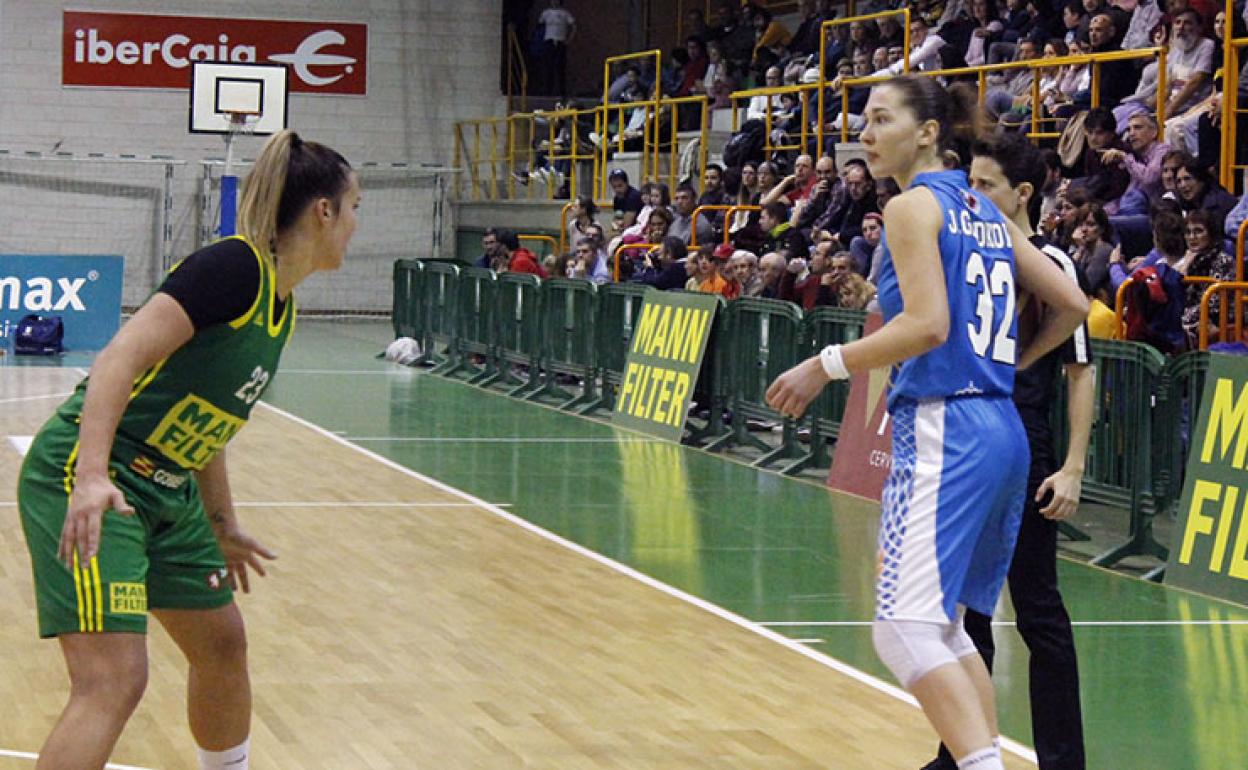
62;11;368;95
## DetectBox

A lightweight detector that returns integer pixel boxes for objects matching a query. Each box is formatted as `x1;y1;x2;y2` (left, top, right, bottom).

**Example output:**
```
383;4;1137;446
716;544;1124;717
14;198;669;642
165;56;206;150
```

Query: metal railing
1221;35;1248;192
505;23;528;114
690;203;735;246
612;241;662;282
818;8;910;152
723;205;760;244
1198;281;1248;350
729;83;820;157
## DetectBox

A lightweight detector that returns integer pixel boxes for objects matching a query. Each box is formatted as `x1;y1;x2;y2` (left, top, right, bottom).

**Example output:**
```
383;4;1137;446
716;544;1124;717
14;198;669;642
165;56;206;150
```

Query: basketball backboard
189;61;288;135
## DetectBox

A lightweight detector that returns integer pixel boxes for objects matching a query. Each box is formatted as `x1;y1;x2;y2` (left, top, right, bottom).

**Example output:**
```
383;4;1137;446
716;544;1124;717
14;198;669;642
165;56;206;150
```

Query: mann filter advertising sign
613;291;719;442
1167;354;1248;604
62;11;368;95
0;255;124;351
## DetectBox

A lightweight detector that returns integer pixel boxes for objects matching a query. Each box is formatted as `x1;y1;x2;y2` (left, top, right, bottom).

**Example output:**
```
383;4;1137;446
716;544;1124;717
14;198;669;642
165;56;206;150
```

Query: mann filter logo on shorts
62;11;368;95
109;583;147;614
0;274;90;312
146;394;246;470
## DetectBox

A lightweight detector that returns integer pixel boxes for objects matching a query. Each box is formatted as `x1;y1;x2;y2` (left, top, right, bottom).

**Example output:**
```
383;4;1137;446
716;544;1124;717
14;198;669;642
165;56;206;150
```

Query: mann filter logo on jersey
62;11;368;95
146;394;246;470
109;583;147;614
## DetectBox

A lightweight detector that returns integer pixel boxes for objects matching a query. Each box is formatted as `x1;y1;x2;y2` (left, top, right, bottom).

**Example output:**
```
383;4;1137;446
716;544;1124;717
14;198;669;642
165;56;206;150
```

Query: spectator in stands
779;239;836;309
875;177;901;212
676;36;710;98
1108;204;1186;292
876;14;905;50
1160;9;1219;154
872;44;891;72
685;8;709;40
609;169;644;229
740;161;760;202
756;161;782;204
1070;202;1115;301
759;200;808;259
1062;1;1087;43
984;38;1041;124
1036;149;1064;224
696;243;739;298
763;154;816;206
565;196;598;252
698;163;731;223
624;182;671;239
751;7;793;65
1100;113;1169;215
1122;0;1164;49
963;0;1005;67
1225;190;1248;243
698;41;734;105
871;16;947;74
825;251;877;309
1087;12;1139;107
538;0;576;98
498;229;548;278
1178;209;1236;344
757;252;787;298
645;206;674;247
734;251;764;297
634;236;690;290
795;156;846;239
746;67;786;122
1073;107;1131;207
475;227;505;270
1174;157;1237;230
851;211;885;277
708;1;756;65
847;18;882;64
670;184;716;246
569;237;611;284
819;162;879;249
1081;0;1130;39
790;0;832;58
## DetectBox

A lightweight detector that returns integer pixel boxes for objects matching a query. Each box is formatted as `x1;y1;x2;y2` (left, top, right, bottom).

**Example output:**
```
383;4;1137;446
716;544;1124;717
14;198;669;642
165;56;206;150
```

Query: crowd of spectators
495;0;1248;350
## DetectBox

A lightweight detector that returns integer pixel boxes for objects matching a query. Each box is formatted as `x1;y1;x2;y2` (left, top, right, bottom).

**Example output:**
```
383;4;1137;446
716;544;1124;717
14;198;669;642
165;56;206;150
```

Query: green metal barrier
1083;339;1168;569
527;278;599;410
705;297;805;468
580;282;652;415
392;259;423;340
479;272;543;396
780;307;869;475
683;293;731;447
438;267;498;383
417;262;459;369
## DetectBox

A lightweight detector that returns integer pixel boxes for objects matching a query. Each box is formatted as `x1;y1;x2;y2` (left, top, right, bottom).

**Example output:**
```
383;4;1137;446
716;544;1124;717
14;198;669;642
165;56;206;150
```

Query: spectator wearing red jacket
497;228;549;278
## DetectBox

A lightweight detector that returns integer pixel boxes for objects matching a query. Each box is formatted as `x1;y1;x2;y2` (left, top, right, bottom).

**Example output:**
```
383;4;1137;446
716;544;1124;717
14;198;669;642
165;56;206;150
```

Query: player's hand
1036;467;1082;521
215;525;277;593
59;476;134;566
766;356;831;419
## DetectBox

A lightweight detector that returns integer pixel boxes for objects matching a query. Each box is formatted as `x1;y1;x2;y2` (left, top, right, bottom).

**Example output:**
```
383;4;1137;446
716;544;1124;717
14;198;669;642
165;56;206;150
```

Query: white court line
7;436;33;456
0;747;154;770
0;501;511;509
0;391;72;405
345;436;666;444
258;401;1040;766
760;620;1248;628
789;638;826;644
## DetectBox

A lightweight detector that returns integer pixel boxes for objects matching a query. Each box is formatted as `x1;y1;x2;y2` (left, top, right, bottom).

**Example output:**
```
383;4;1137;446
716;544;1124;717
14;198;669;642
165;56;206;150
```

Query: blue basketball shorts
876;395;1029;623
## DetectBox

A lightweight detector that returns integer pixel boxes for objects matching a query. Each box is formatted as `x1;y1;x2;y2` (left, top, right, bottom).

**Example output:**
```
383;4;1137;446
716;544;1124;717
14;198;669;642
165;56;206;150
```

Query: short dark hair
675;183;698;199
705;163;724;177
1174;7;1202;26
761;201;788;221
661;236;688;262
1084;106;1117;134
496;228;520;252
608;168;629;183
1151;206;1186;258
973;133;1047;227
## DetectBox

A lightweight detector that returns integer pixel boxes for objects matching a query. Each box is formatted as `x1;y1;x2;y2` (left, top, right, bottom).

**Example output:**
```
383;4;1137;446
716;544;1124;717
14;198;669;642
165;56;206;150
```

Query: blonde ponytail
236;130;295;263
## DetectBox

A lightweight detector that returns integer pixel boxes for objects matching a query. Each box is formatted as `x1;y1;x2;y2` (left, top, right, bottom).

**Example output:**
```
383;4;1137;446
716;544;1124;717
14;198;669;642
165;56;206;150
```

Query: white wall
0;0;504;165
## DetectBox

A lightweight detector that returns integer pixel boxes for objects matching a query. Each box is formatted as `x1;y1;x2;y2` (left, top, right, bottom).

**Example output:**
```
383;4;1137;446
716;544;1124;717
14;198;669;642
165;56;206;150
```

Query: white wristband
819;344;850;380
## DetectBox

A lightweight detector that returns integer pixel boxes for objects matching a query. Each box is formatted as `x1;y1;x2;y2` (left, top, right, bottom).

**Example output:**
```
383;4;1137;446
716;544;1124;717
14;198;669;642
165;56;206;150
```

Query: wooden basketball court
6;320;1248;770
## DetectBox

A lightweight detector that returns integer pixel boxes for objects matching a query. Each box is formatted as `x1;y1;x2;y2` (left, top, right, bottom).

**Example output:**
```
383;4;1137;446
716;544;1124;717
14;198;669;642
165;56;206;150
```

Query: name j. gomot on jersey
946;208;1013;250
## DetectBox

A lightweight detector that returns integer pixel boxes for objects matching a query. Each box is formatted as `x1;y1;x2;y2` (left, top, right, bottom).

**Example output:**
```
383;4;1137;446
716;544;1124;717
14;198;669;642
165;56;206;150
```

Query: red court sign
62;11;368;95
827;313;893;501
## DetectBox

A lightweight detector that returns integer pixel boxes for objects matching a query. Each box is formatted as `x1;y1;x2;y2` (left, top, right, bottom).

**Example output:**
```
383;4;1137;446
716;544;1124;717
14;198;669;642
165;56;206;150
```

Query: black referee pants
932;436;1085;770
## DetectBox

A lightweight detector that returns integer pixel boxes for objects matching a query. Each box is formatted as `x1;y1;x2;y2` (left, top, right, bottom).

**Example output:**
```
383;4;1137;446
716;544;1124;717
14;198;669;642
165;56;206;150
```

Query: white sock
957;745;1004;770
198;738;249;770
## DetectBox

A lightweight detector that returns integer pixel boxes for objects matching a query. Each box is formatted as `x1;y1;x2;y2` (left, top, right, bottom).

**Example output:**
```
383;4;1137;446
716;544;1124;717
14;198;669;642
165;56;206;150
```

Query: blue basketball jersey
876;170;1018;408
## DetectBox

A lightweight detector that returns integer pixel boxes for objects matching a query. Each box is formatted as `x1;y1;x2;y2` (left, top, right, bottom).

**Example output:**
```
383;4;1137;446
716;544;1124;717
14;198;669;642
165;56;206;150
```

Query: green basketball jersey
57;235;296;471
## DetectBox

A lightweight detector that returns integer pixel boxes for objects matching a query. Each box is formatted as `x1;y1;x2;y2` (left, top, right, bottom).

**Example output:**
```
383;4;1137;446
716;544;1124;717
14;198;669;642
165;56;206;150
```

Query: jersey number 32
965;252;1016;364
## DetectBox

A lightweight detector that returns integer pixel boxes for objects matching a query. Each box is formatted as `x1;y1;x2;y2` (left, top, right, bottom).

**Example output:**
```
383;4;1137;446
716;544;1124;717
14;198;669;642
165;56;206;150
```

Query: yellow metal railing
1222;36;1247;191
838;47;1166;143
505;23;528;114
723;205;761;244
690;204;735;247
612;241;662;282
819;9;910;154
1198;281;1248;350
518;234;559;257
729;83;820;157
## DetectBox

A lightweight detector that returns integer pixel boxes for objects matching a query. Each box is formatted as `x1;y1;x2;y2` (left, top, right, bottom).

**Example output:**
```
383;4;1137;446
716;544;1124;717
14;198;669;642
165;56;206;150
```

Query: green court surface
17;319;1248;768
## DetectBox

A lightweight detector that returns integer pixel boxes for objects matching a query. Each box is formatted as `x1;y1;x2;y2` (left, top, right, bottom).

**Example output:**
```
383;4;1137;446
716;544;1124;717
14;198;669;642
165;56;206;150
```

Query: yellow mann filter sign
1168;356;1248;604
613;292;720;441
146;393;246;470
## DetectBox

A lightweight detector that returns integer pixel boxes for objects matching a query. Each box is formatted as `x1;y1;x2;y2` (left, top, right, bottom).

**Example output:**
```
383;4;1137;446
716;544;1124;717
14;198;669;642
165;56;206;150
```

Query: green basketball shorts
17;416;233;638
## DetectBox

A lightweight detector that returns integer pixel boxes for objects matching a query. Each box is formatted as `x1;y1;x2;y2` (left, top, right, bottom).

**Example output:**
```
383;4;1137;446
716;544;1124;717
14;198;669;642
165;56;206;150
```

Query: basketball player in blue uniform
767;76;1088;770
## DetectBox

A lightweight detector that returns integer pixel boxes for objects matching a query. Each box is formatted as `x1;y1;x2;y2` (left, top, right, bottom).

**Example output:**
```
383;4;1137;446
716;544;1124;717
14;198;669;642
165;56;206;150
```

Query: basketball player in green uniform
17;130;360;770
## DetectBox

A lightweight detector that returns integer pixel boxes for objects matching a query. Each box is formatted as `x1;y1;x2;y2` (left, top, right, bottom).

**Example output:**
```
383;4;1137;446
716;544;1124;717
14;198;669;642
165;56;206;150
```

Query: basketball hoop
222;110;260;181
